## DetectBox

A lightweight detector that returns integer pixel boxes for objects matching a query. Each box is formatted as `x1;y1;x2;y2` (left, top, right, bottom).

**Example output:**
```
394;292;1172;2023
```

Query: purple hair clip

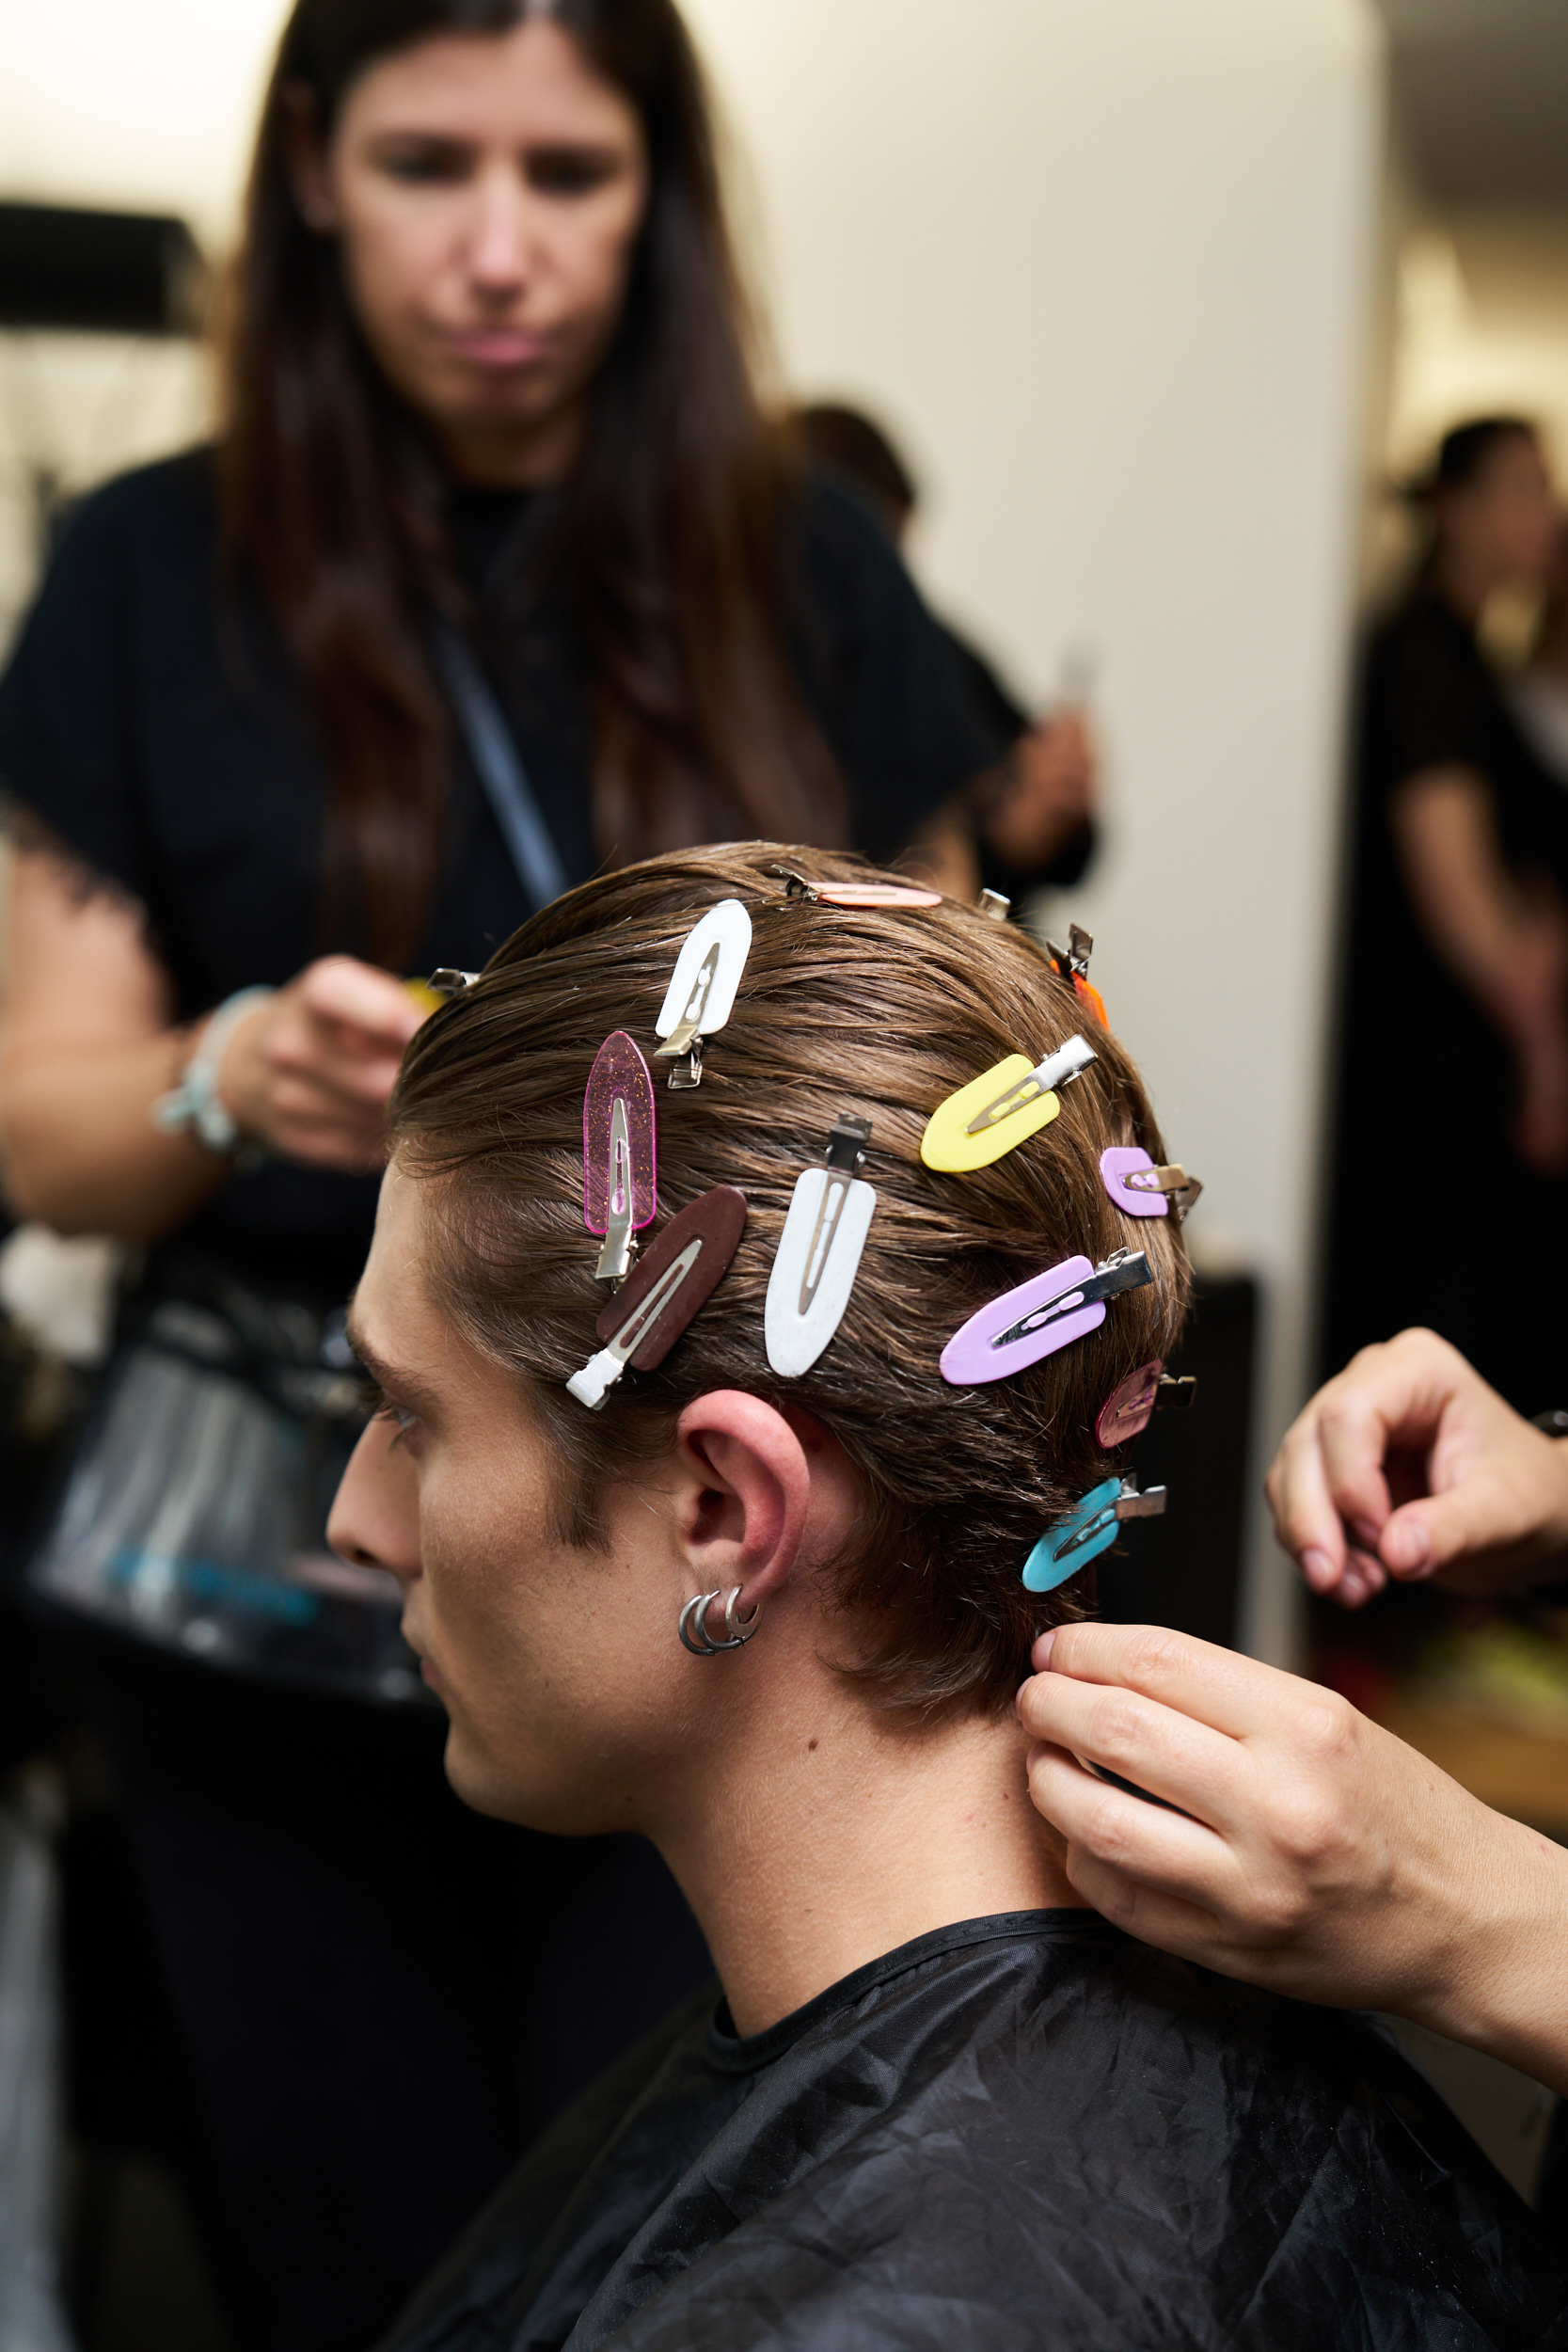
940;1248;1152;1387
1100;1147;1202;1220
583;1031;657;1282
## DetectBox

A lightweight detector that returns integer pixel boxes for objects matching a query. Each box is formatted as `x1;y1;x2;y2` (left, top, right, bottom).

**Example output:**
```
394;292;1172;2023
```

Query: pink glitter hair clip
583;1031;657;1282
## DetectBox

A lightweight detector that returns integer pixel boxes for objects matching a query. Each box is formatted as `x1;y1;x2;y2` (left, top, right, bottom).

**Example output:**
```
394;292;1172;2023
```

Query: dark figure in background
0;5;1022;2347
795;402;1098;906
1324;418;1568;1414
1511;520;1568;785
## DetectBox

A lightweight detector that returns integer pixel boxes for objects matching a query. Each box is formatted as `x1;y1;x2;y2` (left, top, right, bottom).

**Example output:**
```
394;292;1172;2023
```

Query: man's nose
327;1417;419;1582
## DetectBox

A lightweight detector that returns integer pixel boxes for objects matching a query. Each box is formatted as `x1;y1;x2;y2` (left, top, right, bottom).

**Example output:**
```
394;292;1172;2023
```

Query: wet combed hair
389;843;1191;1720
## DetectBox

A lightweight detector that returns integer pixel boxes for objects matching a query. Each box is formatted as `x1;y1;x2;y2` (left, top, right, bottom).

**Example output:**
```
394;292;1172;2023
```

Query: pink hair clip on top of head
768;863;942;910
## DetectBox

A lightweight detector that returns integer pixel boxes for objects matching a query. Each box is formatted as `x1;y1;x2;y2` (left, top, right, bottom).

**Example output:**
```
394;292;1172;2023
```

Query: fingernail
1385;1521;1432;1575
1301;1548;1334;1591
1032;1629;1056;1671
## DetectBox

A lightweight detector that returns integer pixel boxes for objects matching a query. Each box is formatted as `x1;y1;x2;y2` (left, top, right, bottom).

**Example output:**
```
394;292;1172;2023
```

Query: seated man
337;844;1562;2350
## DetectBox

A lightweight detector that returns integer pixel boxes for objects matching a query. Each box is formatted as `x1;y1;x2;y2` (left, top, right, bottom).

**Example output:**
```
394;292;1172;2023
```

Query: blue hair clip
1022;1475;1166;1593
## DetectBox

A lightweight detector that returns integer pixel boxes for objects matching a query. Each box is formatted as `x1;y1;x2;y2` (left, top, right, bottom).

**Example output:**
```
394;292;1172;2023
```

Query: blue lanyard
432;621;570;914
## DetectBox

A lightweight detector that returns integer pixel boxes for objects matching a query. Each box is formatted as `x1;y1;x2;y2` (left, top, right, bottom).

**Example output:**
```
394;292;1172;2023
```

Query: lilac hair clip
1100;1147;1202;1221
940;1248;1151;1387
583;1031;657;1282
566;1186;748;1410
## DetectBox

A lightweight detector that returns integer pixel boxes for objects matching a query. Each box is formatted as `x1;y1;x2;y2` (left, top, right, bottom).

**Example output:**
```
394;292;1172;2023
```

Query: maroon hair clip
565;1187;748;1410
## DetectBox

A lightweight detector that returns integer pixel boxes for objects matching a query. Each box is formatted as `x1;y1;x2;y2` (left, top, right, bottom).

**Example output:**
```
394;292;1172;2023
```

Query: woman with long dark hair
0;6;1022;2344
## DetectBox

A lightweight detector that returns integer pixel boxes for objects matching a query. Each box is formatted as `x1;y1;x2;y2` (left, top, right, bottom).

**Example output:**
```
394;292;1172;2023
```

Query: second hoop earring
677;1586;762;1656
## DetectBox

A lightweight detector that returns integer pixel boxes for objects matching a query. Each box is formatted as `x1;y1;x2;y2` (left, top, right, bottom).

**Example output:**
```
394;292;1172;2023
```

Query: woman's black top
0;450;1006;1299
381;1910;1564;2351
1323;587;1568;1406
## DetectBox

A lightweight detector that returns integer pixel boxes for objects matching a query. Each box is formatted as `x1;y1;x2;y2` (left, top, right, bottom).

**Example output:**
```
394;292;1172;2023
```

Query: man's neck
653;1684;1085;2039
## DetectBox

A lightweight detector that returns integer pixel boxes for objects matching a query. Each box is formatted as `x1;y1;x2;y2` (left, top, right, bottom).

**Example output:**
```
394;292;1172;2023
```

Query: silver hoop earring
677;1585;762;1656
679;1591;722;1657
721;1585;762;1645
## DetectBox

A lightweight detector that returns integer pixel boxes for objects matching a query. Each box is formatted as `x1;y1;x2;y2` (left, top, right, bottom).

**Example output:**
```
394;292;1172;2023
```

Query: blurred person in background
1511;519;1568;785
1323;417;1568;1416
795;400;1098;909
0;2;1029;2344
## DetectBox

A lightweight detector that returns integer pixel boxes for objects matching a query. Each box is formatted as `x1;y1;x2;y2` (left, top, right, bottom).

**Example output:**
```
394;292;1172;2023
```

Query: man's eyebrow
343;1312;443;1417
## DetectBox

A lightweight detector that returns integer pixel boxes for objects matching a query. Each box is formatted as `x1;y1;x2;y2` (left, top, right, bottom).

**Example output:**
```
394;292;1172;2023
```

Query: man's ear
673;1391;817;1608
280;83;340;234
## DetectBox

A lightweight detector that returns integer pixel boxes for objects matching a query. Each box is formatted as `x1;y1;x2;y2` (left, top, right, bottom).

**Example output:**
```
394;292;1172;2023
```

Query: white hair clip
653;898;752;1089
764;1115;876;1377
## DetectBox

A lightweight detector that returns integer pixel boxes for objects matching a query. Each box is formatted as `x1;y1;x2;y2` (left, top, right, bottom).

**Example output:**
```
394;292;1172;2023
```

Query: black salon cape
381;1912;1564;2352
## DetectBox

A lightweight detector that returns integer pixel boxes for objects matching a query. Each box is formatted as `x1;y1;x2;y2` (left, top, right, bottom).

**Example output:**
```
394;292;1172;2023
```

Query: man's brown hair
390;842;1190;1719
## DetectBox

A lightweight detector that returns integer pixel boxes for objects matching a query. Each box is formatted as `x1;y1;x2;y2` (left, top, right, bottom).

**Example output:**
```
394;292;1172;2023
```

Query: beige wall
1;0;1386;1657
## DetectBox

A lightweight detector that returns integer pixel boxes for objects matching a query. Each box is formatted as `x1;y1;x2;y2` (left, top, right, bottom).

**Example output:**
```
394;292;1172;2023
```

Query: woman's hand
1018;1621;1568;2093
0;849;428;1240
220;957;425;1172
1264;1327;1568;1608
979;710;1097;874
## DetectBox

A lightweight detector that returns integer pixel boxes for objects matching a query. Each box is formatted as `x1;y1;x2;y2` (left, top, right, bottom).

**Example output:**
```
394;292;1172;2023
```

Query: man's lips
402;1624;444;1691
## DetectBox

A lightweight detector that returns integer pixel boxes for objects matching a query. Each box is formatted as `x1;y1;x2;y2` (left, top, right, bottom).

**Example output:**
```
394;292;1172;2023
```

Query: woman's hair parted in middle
389;843;1191;1720
220;0;844;971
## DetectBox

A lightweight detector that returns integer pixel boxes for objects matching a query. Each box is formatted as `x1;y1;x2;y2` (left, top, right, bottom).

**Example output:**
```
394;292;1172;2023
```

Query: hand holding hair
1264;1326;1568;1608
1018;1620;1568;2096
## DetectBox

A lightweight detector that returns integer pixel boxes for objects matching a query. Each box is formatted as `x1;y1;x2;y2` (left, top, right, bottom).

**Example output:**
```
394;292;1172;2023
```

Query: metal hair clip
654;898;752;1088
566;1186;748;1410
582;1031;657;1282
1045;925;1108;1028
765;1114;876;1377
941;1248;1152;1387
977;888;1012;921
767;863;942;910
1100;1147;1203;1221
428;968;481;996
921;1034;1097;1174
1022;1475;1167;1593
